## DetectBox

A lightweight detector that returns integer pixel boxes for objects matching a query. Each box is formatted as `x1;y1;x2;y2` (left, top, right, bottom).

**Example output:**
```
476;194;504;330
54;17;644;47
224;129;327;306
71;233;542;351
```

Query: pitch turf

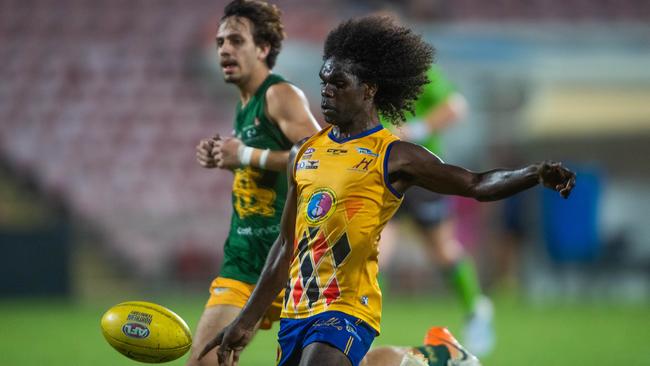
2;294;648;365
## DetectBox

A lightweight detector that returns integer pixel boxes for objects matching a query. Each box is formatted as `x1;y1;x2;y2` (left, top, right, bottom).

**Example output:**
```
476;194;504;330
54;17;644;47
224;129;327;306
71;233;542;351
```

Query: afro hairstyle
323;16;435;125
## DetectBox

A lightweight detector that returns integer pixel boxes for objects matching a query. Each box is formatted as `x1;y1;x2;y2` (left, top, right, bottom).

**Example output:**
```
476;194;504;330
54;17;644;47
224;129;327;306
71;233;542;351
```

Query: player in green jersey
380;64;495;356
189;1;320;365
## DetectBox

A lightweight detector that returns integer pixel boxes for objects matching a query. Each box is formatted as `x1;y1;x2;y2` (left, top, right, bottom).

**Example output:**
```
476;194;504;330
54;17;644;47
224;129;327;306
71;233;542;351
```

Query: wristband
237;145;254;166
259;149;270;169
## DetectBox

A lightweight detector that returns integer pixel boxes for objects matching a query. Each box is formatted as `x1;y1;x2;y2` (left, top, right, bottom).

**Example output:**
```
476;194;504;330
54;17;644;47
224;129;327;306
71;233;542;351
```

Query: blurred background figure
1;0;649;365
378;63;495;356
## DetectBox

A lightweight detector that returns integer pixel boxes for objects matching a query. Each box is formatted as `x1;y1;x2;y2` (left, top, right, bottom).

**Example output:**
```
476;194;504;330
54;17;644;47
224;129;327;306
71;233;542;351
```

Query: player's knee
363;347;405;366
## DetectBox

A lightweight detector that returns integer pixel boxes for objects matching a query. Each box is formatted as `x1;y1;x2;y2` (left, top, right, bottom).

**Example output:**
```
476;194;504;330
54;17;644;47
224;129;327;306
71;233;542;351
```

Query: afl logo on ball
122;323;150;339
306;188;336;224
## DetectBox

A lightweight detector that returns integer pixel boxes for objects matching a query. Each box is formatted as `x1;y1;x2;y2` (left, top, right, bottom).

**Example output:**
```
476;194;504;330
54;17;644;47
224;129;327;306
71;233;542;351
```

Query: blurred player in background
200;15;575;366
379;64;495;356
190;0;320;365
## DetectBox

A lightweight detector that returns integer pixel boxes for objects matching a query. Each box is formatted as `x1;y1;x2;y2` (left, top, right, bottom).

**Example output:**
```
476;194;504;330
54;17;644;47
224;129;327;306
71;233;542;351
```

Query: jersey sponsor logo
122;323;150;339
305;188;336;224
356;147;379;157
326;148;348;155
301;147;315;159
240;125;259;140
297;160;319;170
236;224;280;236
233;168;277;218
349;157;374;172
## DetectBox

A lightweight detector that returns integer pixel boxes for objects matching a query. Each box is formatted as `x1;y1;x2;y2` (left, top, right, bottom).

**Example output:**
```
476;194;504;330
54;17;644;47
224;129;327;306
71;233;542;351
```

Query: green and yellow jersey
220;74;294;284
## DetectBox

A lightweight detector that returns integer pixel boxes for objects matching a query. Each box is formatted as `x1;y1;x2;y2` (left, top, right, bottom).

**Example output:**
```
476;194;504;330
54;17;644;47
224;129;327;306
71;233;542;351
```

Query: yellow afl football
100;301;192;363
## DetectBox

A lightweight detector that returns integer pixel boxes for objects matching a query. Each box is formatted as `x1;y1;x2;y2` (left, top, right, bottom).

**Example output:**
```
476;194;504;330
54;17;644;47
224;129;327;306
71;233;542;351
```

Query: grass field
2;294;649;366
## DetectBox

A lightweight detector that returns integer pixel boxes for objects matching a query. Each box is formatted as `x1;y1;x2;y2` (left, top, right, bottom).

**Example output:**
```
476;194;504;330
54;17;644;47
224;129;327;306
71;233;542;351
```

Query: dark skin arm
197;143;303;366
388;141;576;200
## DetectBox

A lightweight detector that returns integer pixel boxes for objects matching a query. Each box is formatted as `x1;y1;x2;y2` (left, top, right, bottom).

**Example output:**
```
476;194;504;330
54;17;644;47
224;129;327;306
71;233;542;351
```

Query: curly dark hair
323;16;435;125
222;0;285;69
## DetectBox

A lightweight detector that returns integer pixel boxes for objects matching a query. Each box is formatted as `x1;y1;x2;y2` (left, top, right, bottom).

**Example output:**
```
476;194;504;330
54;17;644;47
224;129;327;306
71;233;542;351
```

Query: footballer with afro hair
202;15;576;366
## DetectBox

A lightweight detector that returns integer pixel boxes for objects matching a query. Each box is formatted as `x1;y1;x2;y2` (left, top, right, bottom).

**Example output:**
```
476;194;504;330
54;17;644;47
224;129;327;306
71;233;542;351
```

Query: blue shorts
276;311;377;366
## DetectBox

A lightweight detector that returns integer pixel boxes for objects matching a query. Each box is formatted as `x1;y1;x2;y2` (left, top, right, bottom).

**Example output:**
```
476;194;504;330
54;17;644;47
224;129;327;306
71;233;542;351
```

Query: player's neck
332;115;380;139
332;106;380;138
237;68;271;106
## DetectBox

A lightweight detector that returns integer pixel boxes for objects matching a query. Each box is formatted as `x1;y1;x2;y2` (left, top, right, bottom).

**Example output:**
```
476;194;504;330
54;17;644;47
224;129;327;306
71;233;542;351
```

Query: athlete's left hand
537;161;576;199
213;137;243;170
198;320;254;366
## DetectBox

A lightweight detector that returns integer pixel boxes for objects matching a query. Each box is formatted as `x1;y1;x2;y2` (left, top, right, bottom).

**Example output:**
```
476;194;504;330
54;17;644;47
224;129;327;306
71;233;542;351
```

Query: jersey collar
327;124;384;144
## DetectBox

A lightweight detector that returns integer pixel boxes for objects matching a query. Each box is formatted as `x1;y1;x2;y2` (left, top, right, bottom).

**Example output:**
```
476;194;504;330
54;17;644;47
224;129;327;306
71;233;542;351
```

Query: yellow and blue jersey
281;124;402;333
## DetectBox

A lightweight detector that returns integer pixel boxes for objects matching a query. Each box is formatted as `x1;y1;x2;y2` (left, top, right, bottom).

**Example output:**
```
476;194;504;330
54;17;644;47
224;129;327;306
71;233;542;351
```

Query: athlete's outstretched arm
387;141;575;201
198;144;302;366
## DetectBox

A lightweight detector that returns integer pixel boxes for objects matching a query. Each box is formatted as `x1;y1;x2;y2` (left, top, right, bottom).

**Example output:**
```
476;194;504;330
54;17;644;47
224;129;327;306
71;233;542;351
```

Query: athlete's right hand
196;134;221;168
197;319;254;366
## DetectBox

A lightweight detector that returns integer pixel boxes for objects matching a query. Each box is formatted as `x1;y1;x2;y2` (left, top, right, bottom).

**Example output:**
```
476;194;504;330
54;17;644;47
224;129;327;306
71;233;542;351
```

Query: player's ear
257;43;271;62
363;82;378;100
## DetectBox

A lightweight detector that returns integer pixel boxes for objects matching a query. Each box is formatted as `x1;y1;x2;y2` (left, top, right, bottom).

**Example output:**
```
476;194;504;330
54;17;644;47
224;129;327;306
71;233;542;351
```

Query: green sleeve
410;65;456;119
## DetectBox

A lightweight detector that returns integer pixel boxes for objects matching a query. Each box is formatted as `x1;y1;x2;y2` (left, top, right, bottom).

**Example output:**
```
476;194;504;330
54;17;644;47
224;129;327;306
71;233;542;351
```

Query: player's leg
186;277;266;366
421;218;494;356
362;327;481;366
421;219;494;356
411;190;481;315
186;304;242;366
421;218;478;313
408;186;494;356
299;342;352;366
361;346;411;366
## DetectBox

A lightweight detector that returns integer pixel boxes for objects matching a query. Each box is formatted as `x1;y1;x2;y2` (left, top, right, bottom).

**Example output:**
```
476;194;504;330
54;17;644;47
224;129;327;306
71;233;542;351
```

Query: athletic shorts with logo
276;311;376;366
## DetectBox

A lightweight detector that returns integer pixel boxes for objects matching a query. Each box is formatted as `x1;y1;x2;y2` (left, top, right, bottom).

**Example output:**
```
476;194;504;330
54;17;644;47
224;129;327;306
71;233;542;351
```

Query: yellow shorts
206;277;284;330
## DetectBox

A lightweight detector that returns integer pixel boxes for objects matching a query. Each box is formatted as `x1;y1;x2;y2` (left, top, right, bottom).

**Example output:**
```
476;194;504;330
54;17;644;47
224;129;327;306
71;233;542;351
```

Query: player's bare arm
387;140;576;200
266;82;320;143
198;144;302;365
209;83;319;172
